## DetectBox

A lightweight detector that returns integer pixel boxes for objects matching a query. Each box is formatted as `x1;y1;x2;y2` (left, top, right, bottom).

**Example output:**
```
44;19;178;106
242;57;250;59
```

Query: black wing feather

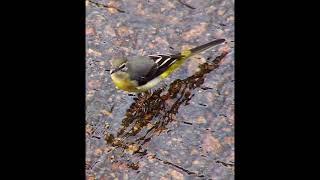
136;54;181;85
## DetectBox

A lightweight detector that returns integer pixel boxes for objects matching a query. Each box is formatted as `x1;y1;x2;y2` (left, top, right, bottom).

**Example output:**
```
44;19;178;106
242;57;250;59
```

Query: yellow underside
111;73;139;92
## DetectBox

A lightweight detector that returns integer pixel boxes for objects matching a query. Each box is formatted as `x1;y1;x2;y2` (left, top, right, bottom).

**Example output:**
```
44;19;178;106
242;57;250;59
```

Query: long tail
179;39;226;58
159;39;226;80
190;39;225;54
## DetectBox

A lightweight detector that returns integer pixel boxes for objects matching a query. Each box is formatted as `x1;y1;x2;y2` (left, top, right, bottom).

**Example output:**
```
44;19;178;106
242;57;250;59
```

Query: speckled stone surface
86;0;234;179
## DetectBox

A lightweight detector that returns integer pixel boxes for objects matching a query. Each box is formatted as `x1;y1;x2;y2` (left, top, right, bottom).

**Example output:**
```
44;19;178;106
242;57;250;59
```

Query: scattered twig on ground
87;0;126;13
177;0;196;9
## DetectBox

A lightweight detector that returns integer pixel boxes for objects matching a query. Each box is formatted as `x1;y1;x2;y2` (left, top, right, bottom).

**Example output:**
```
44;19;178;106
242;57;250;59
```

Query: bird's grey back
126;56;155;83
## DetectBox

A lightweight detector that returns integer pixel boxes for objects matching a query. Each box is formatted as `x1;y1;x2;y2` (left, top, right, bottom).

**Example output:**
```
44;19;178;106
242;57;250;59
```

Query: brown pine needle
87;0;126;13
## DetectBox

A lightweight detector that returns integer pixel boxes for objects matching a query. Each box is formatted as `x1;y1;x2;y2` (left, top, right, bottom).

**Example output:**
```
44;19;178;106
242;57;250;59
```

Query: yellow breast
111;73;139;92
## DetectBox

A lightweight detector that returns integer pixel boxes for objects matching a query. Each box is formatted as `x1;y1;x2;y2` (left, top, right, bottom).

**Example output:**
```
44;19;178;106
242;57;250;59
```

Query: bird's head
110;57;138;91
110;57;128;75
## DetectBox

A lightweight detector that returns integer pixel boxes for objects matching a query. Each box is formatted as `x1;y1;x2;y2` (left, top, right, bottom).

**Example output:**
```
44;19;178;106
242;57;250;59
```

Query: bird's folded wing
147;54;180;76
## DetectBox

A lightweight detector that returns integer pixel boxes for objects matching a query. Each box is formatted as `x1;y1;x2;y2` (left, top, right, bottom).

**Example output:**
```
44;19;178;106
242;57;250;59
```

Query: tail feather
190;39;225;55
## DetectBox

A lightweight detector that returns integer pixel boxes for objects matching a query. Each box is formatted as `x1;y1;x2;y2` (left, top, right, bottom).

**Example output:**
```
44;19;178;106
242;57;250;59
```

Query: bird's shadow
104;50;229;170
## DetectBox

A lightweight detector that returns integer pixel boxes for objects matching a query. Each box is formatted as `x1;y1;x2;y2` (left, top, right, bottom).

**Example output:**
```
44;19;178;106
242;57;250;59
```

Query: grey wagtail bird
110;39;225;92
